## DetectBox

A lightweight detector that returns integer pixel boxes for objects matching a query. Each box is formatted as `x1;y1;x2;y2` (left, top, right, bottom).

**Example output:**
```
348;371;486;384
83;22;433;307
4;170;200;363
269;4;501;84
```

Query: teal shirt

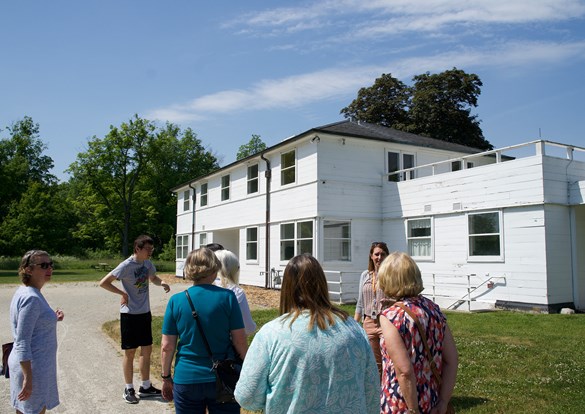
162;284;244;384
234;312;380;414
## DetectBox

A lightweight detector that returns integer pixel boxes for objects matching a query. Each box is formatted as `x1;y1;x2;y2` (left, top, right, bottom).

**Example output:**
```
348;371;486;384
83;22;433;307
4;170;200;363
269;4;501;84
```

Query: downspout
260;152;272;288
189;183;196;251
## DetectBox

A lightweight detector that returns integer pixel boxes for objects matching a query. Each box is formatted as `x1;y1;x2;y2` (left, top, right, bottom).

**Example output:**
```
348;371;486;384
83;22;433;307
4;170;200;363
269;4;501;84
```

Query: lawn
0;268;105;284
103;307;585;413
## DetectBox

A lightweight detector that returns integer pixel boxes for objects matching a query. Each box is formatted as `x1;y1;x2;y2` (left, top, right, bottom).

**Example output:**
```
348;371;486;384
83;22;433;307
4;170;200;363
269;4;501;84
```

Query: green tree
340;68;492;150
340;73;410;128
0;116;56;220
237;134;267;160
0;182;76;255
67;116;219;256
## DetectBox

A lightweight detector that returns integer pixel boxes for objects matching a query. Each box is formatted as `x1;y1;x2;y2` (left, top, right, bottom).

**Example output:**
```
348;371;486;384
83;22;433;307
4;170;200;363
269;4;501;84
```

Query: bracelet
161;373;172;379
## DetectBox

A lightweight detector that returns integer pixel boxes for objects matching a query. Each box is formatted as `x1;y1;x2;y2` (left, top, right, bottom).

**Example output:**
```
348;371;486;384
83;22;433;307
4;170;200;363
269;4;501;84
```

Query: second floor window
200;183;208;207
221;175;230;201
247;164;259;194
183;190;190;212
388;151;415;182
281;150;296;185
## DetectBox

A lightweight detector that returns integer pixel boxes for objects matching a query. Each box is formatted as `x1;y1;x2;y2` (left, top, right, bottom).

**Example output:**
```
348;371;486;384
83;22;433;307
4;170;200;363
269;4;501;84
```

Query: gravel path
0;281;182;413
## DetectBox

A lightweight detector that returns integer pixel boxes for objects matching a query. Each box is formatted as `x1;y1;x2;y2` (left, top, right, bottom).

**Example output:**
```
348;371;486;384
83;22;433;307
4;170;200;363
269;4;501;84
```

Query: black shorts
120;311;153;350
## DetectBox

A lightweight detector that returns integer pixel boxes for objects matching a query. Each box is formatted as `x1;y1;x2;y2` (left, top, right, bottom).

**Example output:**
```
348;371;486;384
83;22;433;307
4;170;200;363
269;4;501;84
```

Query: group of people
7;236;457;414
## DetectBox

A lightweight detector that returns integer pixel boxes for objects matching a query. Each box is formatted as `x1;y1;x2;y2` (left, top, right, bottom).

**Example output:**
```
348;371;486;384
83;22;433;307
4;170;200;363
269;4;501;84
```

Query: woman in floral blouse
378;252;458;414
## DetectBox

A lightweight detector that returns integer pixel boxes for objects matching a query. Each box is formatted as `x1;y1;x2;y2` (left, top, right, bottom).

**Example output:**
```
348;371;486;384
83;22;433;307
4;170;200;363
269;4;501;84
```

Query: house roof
171;120;485;191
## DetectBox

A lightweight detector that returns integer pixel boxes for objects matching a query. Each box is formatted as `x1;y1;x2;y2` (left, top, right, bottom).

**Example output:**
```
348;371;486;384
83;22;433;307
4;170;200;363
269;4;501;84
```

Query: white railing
324;270;361;304
387;140;585;181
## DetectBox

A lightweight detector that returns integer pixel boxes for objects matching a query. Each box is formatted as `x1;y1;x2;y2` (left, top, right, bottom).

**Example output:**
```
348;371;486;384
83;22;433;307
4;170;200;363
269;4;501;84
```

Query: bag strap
395;302;442;386
185;289;214;359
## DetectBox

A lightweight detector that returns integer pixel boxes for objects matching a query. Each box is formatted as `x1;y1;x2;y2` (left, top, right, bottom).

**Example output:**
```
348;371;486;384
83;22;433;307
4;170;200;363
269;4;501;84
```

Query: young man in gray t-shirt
99;235;170;404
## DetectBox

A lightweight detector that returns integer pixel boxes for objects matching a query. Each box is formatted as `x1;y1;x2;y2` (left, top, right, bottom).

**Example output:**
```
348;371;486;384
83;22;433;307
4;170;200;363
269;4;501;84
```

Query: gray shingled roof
311;120;484;154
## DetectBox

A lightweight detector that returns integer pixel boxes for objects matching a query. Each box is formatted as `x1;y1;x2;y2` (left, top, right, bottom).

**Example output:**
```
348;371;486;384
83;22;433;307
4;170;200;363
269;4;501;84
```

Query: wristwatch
161;373;172;380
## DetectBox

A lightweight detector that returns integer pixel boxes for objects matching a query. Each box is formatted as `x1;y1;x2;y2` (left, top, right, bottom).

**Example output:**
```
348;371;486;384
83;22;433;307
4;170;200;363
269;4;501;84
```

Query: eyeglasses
32;261;54;269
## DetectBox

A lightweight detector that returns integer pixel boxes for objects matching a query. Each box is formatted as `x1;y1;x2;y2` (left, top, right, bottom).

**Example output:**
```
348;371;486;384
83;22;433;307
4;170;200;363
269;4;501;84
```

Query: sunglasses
371;241;387;247
33;261;54;269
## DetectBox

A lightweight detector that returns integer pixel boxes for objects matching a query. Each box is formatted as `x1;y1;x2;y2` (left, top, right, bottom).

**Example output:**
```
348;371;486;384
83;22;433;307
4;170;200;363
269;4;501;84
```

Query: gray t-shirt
111;256;156;314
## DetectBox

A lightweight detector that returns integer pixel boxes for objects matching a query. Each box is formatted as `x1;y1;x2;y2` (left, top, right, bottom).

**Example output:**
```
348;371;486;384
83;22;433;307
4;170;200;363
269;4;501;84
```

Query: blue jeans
174;381;240;414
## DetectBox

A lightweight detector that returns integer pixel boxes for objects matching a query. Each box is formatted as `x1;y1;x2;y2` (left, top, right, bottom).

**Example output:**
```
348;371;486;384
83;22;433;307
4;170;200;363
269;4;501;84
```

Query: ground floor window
324;220;351;261
468;211;502;259
280;220;313;261
246;227;258;261
199;233;207;248
176;234;189;259
407;218;432;258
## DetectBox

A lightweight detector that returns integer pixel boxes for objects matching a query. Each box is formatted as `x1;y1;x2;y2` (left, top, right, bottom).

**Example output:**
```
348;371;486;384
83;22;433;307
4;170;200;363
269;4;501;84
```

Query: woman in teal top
160;247;247;414
234;254;380;414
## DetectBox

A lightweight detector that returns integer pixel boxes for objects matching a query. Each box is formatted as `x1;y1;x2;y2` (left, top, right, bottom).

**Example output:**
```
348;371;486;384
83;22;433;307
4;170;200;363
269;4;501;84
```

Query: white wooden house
172;120;585;313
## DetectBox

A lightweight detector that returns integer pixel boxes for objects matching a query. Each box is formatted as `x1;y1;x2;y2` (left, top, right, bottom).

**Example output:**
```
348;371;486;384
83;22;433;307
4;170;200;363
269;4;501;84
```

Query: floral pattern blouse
380;295;447;414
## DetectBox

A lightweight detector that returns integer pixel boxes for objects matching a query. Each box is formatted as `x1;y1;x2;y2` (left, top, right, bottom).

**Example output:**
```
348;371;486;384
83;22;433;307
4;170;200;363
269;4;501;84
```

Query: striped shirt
356;270;387;319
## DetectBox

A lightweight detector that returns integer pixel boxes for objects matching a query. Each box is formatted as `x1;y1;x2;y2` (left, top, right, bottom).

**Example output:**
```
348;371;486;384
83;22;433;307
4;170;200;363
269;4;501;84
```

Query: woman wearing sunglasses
354;241;391;379
8;250;64;414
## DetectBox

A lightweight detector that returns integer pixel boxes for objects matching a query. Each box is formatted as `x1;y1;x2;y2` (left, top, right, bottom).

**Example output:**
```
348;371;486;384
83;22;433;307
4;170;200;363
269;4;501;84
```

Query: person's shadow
451;396;489;411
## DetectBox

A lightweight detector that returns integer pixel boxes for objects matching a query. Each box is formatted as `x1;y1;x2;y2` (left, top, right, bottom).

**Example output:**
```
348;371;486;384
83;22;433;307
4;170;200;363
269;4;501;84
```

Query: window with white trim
200;183;208;207
388;151;415;182
247;164;259;194
451;161;475;171
407;218;432;258
199;233;207;247
281;150;296;185
246;227;258;261
176;234;189;259
221;175;230;201
324;220;351;261
183;190;190;212
280;220;313;260
468;211;502;259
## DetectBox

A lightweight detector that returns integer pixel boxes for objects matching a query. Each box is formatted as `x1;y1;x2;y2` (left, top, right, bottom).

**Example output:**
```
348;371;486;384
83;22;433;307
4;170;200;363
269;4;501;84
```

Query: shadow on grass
451;396;490;411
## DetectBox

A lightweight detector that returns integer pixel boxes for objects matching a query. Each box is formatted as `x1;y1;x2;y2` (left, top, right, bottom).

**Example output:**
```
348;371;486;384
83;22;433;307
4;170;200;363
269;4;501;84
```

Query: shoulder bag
395;302;455;414
1;342;13;378
185;290;242;404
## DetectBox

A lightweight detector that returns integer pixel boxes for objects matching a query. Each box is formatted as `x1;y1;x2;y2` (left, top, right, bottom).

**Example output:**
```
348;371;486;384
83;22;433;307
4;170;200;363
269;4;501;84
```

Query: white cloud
147;40;585;123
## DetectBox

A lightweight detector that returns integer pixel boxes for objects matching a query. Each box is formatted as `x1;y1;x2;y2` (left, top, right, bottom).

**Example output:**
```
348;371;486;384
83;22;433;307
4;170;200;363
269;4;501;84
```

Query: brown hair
378;251;424;299
368;241;390;272
184;247;221;282
134;235;154;253
18;250;50;286
280;254;348;331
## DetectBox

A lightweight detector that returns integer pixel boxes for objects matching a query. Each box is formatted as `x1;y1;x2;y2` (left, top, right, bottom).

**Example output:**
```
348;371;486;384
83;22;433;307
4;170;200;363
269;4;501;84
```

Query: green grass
0;268;105;284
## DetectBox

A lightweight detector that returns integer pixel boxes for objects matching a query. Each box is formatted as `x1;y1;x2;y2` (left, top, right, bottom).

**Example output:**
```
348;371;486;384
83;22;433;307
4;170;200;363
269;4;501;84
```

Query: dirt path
0;279;279;413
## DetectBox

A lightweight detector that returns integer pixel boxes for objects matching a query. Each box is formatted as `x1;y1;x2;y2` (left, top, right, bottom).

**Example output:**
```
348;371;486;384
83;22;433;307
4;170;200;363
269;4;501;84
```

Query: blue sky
2;0;585;181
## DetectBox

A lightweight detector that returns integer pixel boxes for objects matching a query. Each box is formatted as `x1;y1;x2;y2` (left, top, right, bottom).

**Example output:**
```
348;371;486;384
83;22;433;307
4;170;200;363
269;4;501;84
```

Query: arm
354;271;367;322
234;331;269;411
431;325;458;414
237;291;257;335
99;274;128;306
230;328;248;360
160;334;178;402
380;316;420;414
150;274;170;293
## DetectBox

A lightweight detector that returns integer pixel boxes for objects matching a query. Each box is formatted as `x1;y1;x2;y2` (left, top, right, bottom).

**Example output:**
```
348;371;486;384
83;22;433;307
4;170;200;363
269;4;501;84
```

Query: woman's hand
18;375;32;401
161;379;173;401
55;308;64;321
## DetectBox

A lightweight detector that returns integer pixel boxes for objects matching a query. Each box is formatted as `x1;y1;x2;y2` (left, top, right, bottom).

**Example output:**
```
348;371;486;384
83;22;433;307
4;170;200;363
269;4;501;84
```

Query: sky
1;0;585;182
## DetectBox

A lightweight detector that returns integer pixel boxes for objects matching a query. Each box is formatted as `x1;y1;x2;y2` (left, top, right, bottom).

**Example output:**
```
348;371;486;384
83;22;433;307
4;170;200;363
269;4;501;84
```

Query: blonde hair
18;250;50;286
280;254;348;331
378;251;424;299
215;250;240;287
184;247;221;282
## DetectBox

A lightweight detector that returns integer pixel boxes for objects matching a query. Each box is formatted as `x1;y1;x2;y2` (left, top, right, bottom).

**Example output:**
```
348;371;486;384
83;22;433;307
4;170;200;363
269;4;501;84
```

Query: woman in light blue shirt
235;253;380;414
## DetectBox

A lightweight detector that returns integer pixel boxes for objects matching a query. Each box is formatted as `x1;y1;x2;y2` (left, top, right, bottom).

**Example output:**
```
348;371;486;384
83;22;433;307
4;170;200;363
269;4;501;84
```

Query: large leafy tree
237;134;267;160
341;68;492;150
67;116;219;256
0;116;56;220
0;182;77;256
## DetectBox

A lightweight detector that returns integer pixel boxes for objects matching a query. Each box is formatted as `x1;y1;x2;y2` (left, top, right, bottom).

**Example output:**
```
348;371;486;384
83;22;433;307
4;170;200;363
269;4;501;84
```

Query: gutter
188;182;196;250
260;152;272;288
